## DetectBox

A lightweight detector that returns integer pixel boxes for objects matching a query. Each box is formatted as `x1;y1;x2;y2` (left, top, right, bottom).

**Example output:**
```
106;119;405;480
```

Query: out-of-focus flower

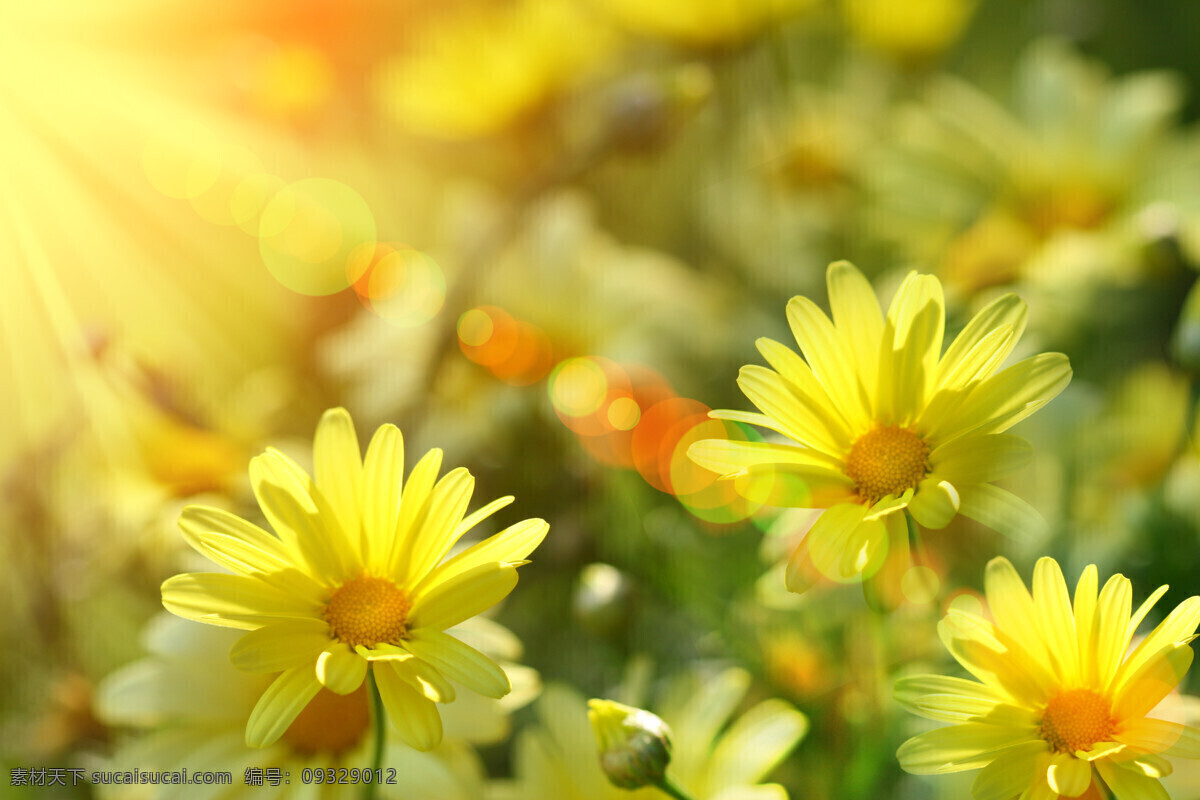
491;668;808;799
588;699;673;790
701;65;889;298
590;0;819;48
896;556;1200;799
373;0;618;140
690;261;1070;601
97;614;536;799
868;40;1200;308
160;407;548;750
840;0;978;67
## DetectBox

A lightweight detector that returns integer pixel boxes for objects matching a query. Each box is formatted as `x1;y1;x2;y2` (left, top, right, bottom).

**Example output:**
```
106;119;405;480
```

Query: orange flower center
844;425;930;503
283;684;370;756
324;575;411;649
1039;689;1115;754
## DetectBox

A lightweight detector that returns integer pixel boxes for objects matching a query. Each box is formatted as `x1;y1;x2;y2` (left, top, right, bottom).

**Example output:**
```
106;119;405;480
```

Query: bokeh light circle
351;243;446;327
549;357;610;419
258;178;377;296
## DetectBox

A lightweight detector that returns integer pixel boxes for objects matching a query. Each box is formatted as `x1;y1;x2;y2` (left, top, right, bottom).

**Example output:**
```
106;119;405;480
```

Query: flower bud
587;698;673;790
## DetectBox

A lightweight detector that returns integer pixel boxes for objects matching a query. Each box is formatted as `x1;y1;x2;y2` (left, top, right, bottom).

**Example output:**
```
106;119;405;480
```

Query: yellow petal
229;618;331;672
453;495;515;543
314;408;366;564
804;503;872;581
1094;758;1170;800
706;699;809;793
413;517;548;598
245;666;322;748
400;467;475;585
374;663;443;751
1074;564;1100;686
930;353;1072;444
1046;752;1093;797
929;434;1032;484
786;294;871;430
894;674;1007;722
921;326;1015;427
316;643;368;695
882;273;944;423
1032;557;1079;683
970;741;1049;800
404;627;511;699
897;723;1039;774
936;293;1027;391
249;450;354;582
196;533;326;604
1111;643;1193;722
738;360;849;455
1115;718;1200;759
1094;573;1134;692
383;447;443;576
161;573;323;630
410;562;518;631
957;484;1046;542
733;463;857;508
179;505;296;569
688;437;840;477
394;656;456;703
827;260;883;399
908;478;960;529
1112;596;1200;696
359;422;403;571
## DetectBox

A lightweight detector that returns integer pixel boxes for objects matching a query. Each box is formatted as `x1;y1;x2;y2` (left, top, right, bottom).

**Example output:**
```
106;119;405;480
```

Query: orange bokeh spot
490;321;554;386
459;306;519;367
631;397;710;494
576;366;674;468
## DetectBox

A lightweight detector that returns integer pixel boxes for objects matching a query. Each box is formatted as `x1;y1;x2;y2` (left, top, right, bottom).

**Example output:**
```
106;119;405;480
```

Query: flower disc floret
1038;689;1114;755
324;575;411;648
845;425;929;503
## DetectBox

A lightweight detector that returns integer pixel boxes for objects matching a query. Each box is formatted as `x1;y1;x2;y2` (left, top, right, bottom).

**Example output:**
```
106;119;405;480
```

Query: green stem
363;668;386;800
655;773;700;800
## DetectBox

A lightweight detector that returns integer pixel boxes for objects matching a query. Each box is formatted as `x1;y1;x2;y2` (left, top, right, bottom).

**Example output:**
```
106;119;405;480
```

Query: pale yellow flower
374;0;616;139
97;614;531;799
897;557;1200;799
160;408;547;750
690;261;1071;600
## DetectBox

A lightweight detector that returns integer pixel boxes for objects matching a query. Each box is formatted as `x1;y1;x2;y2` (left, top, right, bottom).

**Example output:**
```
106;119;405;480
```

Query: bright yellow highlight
324;575;411;649
161;408;548;751
283;685;370;757
1039;689;1115;755
364;246;446;327
897;557;1200;800
258;178;377;296
458;309;495;347
842;0;977;65
845;426;930;503
374;0;616;139
551;358;609;418
607;396;641;431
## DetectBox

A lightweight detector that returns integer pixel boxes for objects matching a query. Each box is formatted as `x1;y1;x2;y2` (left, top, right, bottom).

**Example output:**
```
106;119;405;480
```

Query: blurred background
3;0;1200;797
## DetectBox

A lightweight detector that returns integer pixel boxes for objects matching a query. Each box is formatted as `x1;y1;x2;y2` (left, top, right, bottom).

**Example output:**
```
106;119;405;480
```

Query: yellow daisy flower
160;407;548;751
688;261;1071;599
896;557;1200;799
